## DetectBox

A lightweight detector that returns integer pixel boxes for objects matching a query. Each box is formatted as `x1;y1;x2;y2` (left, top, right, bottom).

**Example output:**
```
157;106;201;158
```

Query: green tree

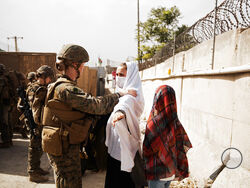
137;6;187;61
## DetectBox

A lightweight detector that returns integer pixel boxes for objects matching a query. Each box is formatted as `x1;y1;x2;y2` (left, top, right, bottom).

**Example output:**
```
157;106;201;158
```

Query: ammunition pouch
42;99;92;146
64;118;92;144
42;126;62;156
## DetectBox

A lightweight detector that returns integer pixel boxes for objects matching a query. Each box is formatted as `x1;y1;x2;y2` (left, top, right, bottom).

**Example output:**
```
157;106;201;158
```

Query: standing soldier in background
17;71;37;138
9;70;28;139
25;65;55;183
0;63;13;148
41;44;136;188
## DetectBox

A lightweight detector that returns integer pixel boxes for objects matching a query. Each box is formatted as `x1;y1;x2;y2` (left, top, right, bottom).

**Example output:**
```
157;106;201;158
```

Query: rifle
17;86;37;137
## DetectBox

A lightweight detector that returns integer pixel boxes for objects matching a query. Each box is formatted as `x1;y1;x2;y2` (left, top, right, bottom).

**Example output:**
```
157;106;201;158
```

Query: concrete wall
140;28;250;187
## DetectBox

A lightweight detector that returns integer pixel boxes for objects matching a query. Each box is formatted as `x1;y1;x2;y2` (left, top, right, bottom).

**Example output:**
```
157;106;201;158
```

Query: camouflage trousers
28;127;43;174
0;105;12;143
47;144;82;188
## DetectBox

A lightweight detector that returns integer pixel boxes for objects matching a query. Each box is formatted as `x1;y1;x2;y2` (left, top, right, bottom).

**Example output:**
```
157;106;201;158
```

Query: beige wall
0;52;56;76
140;28;250;187
77;66;98;96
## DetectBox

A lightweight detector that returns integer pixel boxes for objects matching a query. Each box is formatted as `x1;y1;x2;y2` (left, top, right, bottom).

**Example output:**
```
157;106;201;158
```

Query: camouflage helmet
27;72;36;80
57;44;89;63
36;65;55;79
0;63;6;74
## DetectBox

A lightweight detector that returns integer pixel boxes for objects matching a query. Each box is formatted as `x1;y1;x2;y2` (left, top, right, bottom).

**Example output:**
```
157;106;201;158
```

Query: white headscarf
105;61;145;172
115;61;144;116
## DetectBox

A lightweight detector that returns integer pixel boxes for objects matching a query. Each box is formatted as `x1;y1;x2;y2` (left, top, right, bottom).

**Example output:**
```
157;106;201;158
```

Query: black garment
105;154;135;188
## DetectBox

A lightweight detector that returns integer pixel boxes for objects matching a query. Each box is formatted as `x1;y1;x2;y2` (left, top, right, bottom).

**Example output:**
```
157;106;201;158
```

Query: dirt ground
0;134;106;188
0;134;199;188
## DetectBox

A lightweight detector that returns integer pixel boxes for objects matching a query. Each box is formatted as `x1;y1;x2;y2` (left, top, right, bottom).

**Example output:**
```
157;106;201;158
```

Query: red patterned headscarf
143;85;192;181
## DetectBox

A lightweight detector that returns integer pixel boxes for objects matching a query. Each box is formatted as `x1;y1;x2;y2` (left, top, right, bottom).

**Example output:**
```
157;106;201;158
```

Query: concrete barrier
140;28;250;187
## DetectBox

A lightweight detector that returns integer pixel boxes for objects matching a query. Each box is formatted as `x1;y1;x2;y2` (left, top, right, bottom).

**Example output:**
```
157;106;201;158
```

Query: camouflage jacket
26;81;47;125
26;81;40;107
17;81;34;110
51;76;120;116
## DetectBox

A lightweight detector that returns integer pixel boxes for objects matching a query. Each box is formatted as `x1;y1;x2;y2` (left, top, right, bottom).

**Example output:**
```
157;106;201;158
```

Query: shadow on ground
0;134;107;187
0;134;54;184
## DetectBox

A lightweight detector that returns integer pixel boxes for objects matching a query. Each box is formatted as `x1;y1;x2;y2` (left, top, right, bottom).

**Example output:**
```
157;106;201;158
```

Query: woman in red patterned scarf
143;85;192;188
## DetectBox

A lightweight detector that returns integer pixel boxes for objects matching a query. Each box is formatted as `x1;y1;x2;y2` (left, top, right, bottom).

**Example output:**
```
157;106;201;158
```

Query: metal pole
172;33;176;73
14;36;18;52
7;36;23;52
7;37;9;52
211;0;218;70
137;0;141;64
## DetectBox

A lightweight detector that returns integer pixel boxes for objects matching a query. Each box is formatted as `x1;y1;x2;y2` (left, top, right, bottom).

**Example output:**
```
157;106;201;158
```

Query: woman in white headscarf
105;62;144;188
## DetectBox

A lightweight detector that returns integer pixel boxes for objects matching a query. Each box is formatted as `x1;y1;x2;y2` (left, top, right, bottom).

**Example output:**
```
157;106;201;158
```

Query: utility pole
137;0;141;64
7;36;23;52
7;38;9;52
211;0;218;70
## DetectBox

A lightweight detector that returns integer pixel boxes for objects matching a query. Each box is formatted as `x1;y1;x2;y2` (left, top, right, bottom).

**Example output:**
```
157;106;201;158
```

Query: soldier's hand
112;111;125;127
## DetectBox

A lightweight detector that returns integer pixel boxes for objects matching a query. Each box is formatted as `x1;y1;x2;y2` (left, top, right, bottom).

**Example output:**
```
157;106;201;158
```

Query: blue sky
0;0;224;65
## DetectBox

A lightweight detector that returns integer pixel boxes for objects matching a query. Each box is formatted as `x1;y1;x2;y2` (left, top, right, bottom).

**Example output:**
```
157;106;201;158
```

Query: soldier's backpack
42;79;92;156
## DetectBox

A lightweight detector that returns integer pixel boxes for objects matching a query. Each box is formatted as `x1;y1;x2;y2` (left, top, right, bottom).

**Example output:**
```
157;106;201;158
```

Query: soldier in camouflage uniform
17;71;36;113
42;44;136;188
17;72;35;139
0;64;13;148
9;71;28;139
26;65;55;183
27;72;36;83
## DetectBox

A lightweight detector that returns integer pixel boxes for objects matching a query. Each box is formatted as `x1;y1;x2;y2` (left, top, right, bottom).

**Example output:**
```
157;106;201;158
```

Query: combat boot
29;173;48;183
36;167;50;175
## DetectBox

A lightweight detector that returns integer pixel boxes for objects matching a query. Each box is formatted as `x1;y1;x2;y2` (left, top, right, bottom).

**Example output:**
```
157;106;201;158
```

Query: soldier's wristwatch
116;92;121;98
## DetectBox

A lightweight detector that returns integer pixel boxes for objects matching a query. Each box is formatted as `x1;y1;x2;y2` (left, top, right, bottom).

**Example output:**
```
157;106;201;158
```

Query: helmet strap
69;62;81;81
75;69;80;80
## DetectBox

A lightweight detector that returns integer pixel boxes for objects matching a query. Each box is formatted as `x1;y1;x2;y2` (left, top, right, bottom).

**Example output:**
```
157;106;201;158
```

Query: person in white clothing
104;62;144;188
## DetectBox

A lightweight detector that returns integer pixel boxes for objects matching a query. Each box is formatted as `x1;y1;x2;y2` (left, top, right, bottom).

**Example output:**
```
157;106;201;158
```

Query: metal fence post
211;0;218;70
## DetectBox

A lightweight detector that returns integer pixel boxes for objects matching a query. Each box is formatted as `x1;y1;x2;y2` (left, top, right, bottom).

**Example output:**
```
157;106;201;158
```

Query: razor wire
139;0;250;70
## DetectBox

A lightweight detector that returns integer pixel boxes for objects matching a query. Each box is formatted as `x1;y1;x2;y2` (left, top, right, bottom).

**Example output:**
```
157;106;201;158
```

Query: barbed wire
139;0;250;71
